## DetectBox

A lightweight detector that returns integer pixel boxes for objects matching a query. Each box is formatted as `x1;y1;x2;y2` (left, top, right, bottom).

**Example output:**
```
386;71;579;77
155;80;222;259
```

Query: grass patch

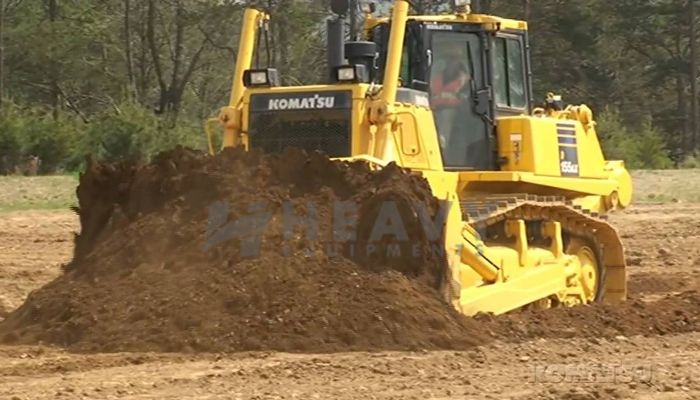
0;176;78;212
631;169;700;203
0;169;697;211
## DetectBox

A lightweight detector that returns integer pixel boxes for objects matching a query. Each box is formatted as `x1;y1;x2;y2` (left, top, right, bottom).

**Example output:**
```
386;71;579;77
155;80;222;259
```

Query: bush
0;106;23;174
633;122;673;169
679;153;700;169
0;101;206;174
597;109;673;169
84;102;204;164
0;102;81;174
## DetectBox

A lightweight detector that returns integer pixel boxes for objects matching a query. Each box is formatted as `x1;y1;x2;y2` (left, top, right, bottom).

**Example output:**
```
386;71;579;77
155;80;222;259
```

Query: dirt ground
0;203;698;399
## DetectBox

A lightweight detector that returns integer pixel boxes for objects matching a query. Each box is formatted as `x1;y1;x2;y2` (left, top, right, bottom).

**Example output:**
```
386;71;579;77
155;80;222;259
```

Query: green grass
0;169;697;211
0;176;78;212
631;169;700;203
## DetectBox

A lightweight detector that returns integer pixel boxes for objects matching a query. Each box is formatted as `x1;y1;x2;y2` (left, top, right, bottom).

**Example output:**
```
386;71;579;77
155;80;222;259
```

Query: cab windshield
371;23;493;170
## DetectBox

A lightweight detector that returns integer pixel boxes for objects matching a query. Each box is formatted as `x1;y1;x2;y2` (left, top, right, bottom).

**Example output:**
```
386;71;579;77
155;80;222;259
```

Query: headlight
332;64;367;83
243;68;280;87
249;71;268;85
336;66;357;82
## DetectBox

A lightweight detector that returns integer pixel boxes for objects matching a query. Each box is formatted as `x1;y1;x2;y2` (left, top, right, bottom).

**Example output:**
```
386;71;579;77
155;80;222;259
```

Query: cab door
428;30;493;170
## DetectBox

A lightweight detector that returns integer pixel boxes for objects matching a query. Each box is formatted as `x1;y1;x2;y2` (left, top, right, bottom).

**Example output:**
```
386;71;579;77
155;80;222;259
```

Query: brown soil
0;148;698;357
0;211;76;314
0;147;474;352
0;197;699;399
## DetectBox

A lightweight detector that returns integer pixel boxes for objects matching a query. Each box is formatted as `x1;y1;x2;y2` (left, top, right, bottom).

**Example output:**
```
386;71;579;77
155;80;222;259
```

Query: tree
0;0;696;171
690;0;698;151
0;0;5;106
145;0;208;116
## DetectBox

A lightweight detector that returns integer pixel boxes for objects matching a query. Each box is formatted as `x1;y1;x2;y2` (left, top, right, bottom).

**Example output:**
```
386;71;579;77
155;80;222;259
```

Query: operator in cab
430;41;471;167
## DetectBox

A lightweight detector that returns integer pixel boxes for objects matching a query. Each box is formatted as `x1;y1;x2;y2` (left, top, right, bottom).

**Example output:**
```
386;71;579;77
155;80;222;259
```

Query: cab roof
365;13;528;32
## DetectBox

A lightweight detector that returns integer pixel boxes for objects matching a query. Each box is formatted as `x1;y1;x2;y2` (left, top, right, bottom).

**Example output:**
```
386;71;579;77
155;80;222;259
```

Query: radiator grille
248;111;351;157
248;91;353;157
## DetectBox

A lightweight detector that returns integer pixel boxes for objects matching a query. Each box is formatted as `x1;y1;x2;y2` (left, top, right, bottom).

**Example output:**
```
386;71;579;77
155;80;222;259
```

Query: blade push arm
229;8;266;108
218;8;268;150
379;0;409;106
368;0;410;158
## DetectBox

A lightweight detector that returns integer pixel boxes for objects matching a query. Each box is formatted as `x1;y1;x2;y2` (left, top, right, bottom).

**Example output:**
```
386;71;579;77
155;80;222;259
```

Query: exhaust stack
326;17;346;83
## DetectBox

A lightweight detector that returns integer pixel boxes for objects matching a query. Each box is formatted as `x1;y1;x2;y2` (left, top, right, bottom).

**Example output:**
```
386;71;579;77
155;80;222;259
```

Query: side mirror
330;0;350;15
474;88;491;117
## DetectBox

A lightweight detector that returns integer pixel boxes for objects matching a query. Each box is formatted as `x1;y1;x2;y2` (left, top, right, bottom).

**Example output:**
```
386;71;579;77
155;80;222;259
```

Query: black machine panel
248;91;353;157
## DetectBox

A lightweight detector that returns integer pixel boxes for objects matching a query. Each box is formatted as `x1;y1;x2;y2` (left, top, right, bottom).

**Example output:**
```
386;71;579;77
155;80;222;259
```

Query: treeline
0;0;698;173
486;0;700;168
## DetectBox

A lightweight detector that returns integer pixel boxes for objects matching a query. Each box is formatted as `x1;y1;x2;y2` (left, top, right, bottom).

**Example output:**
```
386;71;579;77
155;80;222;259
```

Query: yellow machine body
210;1;632;316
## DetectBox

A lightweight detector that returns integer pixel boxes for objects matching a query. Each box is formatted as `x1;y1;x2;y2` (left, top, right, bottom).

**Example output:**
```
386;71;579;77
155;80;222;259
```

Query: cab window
400;42;411;85
493;36;526;109
372;22;425;87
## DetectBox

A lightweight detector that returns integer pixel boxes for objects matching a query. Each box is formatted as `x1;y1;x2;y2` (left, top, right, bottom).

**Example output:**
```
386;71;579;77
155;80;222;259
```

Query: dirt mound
0;147;698;353
0;147;482;352
482;290;700;341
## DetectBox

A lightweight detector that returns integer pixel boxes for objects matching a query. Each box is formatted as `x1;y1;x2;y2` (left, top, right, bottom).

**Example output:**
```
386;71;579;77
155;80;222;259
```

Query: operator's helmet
436;40;467;71
443;41;466;59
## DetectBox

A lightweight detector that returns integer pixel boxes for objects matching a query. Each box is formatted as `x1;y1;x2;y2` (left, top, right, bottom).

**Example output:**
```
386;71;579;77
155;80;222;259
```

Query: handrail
379;0;410;106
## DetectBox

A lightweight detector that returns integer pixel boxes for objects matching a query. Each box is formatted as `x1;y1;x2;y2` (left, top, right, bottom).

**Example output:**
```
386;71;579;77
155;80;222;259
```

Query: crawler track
460;194;626;300
461;194;621;249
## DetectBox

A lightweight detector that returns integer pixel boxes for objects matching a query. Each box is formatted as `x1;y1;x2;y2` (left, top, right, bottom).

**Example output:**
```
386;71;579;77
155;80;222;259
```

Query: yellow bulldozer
206;0;632;316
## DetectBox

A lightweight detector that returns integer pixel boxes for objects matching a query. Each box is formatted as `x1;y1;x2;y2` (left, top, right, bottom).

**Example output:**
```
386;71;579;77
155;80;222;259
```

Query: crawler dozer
207;0;632;315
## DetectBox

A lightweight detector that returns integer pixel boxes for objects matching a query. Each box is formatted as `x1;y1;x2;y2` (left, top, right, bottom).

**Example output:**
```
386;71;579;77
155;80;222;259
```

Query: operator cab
369;18;533;170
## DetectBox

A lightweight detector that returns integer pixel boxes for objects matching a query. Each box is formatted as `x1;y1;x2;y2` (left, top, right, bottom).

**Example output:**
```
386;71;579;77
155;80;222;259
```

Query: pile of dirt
476;290;699;341
0;146;697;353
0;147;482;352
